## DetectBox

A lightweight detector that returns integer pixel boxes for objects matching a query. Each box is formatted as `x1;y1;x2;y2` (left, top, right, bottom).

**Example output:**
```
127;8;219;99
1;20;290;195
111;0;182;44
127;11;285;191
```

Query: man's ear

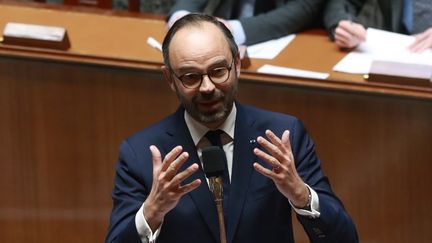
235;52;241;77
162;65;176;92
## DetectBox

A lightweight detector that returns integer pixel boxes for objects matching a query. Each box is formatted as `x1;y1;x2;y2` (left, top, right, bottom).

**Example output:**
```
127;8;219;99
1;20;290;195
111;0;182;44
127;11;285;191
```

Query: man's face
163;23;241;128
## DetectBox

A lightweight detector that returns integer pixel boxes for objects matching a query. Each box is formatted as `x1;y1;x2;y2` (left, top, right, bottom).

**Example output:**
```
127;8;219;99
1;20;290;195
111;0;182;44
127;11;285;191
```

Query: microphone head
202;146;226;178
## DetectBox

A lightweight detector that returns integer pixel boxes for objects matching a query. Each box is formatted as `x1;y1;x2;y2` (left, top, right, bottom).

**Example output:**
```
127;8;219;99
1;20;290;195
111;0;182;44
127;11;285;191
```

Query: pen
147;36;162;52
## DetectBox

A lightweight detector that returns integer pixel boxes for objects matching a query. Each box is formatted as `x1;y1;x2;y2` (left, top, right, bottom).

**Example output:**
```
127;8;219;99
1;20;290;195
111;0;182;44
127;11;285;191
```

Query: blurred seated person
323;0;432;52
167;0;326;45
35;0;176;15
113;0;176;14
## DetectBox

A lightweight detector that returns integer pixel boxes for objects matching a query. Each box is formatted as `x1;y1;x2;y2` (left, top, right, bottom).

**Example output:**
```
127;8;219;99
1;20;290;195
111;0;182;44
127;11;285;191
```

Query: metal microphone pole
209;177;227;243
202;146;228;243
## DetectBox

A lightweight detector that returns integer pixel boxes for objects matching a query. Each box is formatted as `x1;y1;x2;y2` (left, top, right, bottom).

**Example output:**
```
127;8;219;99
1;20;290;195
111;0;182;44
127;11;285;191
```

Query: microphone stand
209;177;227;243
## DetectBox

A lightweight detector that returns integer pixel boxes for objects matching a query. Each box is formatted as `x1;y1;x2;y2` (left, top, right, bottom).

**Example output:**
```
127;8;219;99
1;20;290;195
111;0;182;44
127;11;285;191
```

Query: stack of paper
333;28;432;74
257;64;329;80
247;34;295;59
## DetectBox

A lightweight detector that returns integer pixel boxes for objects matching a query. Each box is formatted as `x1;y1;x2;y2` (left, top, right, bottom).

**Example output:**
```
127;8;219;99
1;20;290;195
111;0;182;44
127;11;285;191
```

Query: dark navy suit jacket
106;103;358;243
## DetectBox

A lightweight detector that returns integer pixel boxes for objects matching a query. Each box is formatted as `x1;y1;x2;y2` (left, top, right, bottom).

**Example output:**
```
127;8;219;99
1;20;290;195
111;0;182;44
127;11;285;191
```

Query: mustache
194;90;224;102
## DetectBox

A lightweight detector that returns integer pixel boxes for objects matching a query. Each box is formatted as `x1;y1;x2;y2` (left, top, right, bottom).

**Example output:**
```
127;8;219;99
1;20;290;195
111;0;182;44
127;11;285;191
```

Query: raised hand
253;130;309;208
143;145;201;231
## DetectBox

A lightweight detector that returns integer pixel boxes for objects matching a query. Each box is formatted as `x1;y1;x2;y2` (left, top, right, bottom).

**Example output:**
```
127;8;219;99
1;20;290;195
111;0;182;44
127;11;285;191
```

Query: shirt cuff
167;10;190;28
135;203;162;243
227;20;246;45
290;184;321;218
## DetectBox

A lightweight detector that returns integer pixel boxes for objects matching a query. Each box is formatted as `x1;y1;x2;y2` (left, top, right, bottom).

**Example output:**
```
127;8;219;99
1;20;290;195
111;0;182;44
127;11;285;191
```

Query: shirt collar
184;103;236;146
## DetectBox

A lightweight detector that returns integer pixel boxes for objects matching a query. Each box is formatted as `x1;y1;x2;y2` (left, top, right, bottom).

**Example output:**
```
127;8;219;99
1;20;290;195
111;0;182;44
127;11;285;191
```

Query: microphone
202;146;227;243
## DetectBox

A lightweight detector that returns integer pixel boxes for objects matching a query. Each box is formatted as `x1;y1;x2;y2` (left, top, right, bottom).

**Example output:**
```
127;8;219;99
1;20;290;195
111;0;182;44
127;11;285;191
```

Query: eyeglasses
171;59;234;89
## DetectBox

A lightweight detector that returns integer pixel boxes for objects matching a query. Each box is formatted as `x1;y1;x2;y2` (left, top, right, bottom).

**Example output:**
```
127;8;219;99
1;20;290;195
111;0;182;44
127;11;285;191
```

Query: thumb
150;145;163;175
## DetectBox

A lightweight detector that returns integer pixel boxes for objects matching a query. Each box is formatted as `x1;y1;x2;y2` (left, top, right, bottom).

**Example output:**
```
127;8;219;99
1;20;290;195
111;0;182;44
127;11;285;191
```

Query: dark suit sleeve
290;119;359;242
240;0;326;45
105;141;150;243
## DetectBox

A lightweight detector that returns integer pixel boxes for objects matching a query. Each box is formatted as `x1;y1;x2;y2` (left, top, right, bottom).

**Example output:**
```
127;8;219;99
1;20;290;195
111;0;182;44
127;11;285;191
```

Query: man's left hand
253;129;309;208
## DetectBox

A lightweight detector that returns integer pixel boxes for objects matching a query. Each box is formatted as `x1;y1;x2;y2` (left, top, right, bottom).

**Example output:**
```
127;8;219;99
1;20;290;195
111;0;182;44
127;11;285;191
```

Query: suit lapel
165;108;220;242
165;105;262;243
226;104;260;243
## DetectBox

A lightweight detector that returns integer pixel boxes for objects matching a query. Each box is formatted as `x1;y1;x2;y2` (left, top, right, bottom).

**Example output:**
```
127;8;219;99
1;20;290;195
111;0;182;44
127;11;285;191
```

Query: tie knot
204;129;224;147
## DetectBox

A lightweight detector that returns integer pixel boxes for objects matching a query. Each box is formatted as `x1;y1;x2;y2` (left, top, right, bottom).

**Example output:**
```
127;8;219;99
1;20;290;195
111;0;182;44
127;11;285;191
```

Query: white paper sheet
333;28;432;74
333;52;374;74
257;64;329;80
247;34;296;59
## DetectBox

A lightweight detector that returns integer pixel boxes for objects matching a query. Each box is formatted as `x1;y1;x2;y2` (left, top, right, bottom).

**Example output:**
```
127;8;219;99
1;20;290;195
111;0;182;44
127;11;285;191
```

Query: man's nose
199;74;216;92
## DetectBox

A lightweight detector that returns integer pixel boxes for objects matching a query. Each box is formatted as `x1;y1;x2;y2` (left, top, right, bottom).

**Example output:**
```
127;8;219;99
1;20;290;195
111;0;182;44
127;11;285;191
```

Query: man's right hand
334;20;366;49
409;27;432;53
143;145;201;231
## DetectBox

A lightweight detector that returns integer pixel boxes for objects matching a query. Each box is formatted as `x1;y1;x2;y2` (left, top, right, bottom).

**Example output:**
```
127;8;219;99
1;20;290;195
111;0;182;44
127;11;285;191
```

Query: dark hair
162;13;238;68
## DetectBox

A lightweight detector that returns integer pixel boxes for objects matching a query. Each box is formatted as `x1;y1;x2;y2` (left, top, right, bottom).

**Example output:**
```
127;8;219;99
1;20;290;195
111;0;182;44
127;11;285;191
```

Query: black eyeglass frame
170;59;235;89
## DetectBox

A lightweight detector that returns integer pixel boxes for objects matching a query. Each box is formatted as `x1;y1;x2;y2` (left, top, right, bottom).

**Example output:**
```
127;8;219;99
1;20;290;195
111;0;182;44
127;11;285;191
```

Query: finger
253;147;281;170
335;32;356;48
340;21;362;39
178;179;202;194
410;33;432;53
150;145;162;169
253;162;277;178
355;24;367;42
335;24;363;48
256;135;282;160
264;130;284;148
334;31;354;49
410;41;428;53
415;31;428;42
281;130;292;153
409;33;425;51
335;27;351;43
264;130;289;159
165;152;189;179
259;130;287;161
337;20;353;31
170;163;201;192
335;39;350;49
161;146;183;172
348;23;366;42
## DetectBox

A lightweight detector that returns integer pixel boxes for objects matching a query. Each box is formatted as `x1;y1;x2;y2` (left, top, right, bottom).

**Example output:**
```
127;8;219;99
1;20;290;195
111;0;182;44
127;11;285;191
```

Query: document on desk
257;64;329;80
333;28;432;74
247;34;296;59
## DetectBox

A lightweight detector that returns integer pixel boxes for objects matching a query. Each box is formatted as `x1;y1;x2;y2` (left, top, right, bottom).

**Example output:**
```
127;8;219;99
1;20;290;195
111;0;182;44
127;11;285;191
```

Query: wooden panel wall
238;81;432;243
0;56;177;242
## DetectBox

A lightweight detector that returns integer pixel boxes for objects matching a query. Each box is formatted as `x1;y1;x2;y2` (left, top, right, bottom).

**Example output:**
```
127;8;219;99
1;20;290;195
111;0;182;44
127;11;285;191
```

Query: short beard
195;98;233;124
176;82;237;126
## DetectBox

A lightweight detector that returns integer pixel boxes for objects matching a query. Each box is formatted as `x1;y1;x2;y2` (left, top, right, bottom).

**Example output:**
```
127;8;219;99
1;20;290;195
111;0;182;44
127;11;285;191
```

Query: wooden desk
1;2;431;243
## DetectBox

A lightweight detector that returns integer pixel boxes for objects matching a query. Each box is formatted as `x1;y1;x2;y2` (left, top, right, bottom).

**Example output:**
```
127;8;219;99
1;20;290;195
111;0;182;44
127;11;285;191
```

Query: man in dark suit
167;0;326;45
106;13;358;243
323;0;432;52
